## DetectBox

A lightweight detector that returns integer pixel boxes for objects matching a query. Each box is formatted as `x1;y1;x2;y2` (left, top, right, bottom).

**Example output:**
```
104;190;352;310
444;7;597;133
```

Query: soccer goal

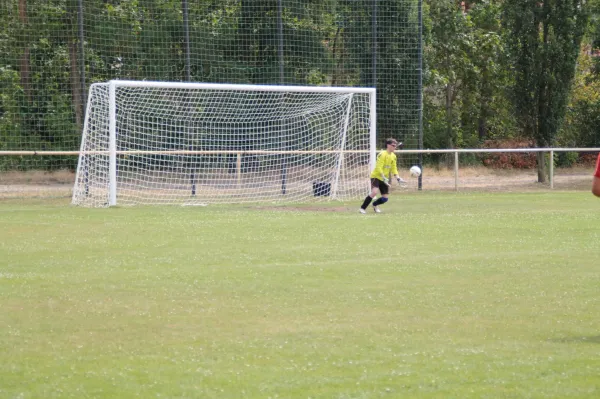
72;80;376;207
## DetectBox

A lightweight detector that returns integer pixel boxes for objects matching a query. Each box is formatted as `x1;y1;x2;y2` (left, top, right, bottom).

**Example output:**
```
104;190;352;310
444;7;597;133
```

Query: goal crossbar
3;147;598;157
100;80;377;94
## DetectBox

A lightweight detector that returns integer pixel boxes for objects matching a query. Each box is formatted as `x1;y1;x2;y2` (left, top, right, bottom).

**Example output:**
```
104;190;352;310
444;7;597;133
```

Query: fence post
550;150;554;189
236;153;242;188
417;0;424;191
277;0;284;83
454;151;459;191
182;0;191;81
372;0;377;87
77;0;86;121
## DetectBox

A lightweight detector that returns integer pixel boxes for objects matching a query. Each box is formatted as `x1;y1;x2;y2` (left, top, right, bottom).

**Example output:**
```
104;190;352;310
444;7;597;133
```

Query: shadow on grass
550;335;600;344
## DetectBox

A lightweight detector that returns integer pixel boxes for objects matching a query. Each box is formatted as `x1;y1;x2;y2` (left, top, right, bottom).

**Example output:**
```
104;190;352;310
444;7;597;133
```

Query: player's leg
371;184;389;213
359;179;380;213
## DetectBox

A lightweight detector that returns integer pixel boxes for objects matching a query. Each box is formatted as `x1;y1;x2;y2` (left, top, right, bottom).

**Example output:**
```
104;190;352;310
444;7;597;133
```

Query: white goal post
72;80;376;207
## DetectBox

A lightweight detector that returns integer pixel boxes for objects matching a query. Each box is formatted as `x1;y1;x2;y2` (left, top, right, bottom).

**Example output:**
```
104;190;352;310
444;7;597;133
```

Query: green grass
1;192;599;398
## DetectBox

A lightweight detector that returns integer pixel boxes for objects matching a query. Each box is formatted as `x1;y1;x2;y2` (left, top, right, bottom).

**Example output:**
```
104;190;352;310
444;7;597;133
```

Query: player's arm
593;154;600;197
391;155;405;183
391;157;399;177
395;175;406;184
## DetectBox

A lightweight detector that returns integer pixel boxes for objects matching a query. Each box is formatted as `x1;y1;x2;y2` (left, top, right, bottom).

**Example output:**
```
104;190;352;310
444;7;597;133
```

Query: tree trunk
478;73;491;141
478;115;487;141
331;26;342;86
445;83;453;144
536;152;547;183
445;83;455;166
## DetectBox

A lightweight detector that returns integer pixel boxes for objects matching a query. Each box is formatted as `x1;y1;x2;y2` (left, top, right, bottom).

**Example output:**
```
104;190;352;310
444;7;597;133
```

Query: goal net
72;81;376;207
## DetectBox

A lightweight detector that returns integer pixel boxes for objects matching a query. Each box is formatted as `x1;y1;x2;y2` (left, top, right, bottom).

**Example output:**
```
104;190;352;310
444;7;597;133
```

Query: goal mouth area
72;81;376;207
73;152;371;207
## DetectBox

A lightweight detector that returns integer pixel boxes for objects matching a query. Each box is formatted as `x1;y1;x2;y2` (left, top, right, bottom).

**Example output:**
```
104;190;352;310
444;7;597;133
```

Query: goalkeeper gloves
397;177;406;184
382;176;390;186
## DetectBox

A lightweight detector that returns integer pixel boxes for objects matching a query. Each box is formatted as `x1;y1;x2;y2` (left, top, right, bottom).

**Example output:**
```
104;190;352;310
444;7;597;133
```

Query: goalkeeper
359;138;406;214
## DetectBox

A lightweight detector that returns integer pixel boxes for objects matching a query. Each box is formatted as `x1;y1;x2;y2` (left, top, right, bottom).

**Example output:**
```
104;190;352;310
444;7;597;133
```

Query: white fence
1;147;599;199
400;147;600;191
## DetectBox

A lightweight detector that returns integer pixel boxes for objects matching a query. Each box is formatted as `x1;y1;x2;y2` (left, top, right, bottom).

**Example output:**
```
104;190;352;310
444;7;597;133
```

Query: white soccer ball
410;165;421;178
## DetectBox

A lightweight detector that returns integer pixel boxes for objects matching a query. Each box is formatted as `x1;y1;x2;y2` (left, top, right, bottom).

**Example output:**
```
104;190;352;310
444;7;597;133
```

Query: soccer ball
410;165;421;178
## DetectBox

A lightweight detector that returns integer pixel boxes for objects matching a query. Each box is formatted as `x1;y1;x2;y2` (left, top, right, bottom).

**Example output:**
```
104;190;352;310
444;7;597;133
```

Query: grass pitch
1;192;599;398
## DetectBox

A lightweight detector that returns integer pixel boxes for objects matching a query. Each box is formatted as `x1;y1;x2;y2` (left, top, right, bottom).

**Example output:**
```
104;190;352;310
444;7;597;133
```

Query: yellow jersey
370;150;399;181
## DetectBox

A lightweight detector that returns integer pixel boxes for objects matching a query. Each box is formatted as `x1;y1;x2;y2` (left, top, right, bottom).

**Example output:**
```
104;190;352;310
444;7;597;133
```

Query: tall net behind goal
72;81;375;207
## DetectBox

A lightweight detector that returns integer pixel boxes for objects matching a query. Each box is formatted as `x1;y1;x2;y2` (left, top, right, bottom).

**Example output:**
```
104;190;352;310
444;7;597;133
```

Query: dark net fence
0;0;422;177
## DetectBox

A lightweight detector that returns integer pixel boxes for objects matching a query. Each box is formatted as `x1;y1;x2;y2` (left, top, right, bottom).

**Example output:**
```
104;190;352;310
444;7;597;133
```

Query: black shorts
371;178;389;195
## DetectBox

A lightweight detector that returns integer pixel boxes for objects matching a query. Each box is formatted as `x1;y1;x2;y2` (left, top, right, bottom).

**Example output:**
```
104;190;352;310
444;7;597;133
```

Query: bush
554;151;579;167
479;139;537;169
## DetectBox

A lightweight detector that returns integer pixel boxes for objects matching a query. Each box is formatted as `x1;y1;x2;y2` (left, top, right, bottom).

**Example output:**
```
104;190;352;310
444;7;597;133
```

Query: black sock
373;198;385;206
360;196;373;209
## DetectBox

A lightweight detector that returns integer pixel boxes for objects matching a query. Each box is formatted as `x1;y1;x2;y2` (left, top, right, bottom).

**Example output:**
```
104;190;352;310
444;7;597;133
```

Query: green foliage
588;0;600;73
425;0;473;148
560;48;600;147
0;67;24;172
0;0;81;173
424;0;515;150
554;151;579;167
335;0;421;146
504;0;589;148
2;0;600;176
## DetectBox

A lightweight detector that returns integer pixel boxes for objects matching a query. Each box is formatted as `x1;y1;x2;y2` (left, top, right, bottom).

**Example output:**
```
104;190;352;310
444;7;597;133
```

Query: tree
504;0;588;182
464;0;513;143
560;48;600;149
559;0;600;151
424;0;514;156
17;0;32;104
339;0;421;143
426;0;476;150
376;0;421;143
64;0;83;130
588;0;600;73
